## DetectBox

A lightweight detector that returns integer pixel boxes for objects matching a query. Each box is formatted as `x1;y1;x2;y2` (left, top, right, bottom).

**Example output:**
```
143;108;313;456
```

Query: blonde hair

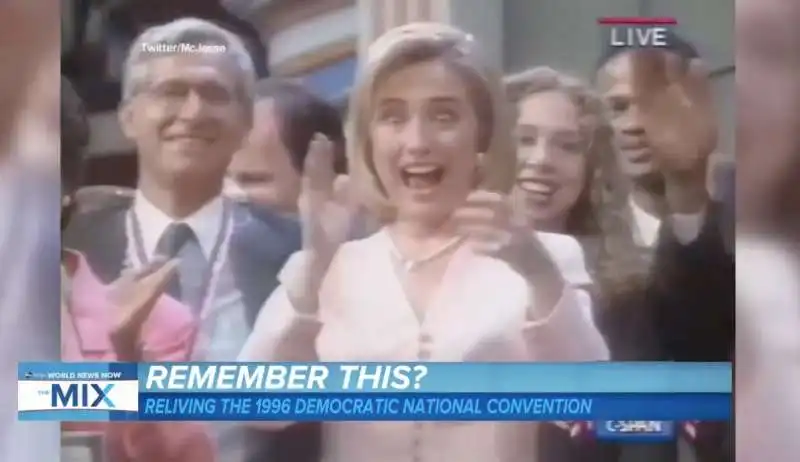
508;66;647;301
346;22;516;218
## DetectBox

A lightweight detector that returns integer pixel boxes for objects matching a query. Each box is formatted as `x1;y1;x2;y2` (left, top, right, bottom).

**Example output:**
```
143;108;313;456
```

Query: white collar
628;196;661;248
132;190;225;259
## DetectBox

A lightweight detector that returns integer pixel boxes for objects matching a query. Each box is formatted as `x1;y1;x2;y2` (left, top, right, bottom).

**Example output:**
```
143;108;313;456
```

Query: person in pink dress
61;75;214;462
239;23;608;462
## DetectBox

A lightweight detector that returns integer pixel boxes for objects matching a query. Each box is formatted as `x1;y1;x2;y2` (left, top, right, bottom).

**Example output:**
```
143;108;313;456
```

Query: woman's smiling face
515;90;588;230
370;59;481;224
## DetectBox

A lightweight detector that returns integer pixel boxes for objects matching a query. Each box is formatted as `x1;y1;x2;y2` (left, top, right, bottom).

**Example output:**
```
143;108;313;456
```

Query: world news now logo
49;383;116;409
595;420;675;442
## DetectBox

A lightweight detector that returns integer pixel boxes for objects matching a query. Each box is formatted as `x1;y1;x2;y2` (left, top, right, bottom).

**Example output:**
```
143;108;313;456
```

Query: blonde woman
509;62;733;461
508;67;648;462
239;23;608;462
508;66;645;296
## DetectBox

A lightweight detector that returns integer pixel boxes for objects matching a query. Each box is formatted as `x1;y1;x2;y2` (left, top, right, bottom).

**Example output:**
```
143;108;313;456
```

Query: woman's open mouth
518;178;558;200
401;164;446;189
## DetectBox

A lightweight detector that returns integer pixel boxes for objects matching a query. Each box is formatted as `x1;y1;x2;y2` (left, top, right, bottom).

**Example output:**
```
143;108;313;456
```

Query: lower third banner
18;362;732;422
133;392;728;421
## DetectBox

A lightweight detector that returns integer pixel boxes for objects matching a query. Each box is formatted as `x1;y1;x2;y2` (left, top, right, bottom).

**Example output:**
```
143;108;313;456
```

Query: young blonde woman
239;23;608;462
508;66;646;299
509;67;645;462
510;66;732;462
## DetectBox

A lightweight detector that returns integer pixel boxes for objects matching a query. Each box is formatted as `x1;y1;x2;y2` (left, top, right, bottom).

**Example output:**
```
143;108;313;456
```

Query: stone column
357;0;440;58
357;0;503;69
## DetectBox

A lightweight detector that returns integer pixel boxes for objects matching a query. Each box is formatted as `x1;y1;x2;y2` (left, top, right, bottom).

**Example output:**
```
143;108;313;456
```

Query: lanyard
125;200;233;319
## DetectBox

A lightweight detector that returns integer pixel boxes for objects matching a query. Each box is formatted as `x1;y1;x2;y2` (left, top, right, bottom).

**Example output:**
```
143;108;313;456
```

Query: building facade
241;0;733;161
69;0;734;185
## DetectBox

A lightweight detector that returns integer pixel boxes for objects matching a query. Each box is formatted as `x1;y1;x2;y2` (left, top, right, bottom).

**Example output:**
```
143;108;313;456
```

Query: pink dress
61;251;215;462
239;229;609;462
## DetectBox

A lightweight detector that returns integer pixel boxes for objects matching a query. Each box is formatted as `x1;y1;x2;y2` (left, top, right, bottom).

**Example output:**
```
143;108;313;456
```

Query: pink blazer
61;252;214;462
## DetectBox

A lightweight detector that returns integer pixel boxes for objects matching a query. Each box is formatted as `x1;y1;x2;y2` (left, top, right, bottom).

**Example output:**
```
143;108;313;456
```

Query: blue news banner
18;362;730;441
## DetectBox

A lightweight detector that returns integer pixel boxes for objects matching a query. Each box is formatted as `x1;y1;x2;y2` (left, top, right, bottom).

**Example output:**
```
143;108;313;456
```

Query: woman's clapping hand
288;134;362;312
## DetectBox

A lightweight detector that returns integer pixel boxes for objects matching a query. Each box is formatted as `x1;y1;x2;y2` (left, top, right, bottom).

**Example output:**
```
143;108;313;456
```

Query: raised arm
520;281;609;362
524;233;607;360
238;253;324;363
238;134;358;431
452;192;610;362
235;251;333;431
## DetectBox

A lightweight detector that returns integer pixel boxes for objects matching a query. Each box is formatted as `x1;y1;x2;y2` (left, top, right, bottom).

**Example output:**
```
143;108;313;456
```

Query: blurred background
62;0;733;189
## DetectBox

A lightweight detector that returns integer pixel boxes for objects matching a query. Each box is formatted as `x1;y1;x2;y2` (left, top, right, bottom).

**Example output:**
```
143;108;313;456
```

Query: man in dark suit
712;161;735;255
595;33;734;462
538;33;733;462
226;78;376;239
226;78;347;214
63;18;317;462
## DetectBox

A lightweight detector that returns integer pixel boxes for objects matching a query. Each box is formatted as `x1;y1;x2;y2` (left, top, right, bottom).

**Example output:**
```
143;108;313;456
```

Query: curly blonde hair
507;66;648;300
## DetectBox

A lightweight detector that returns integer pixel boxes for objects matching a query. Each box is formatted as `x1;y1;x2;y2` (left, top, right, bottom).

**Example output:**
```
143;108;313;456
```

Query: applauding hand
298;134;359;260
631;50;716;212
107;258;179;361
452;189;565;318
631;50;717;176
289;134;361;312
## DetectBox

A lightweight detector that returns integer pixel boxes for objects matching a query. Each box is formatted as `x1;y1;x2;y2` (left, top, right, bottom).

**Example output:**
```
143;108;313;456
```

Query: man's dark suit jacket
537;202;734;462
63;199;322;462
601;201;734;363
713;162;735;255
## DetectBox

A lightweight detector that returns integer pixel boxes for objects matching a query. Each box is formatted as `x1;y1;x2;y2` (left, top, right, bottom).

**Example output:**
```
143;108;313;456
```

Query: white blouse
239;229;609;462
536;232;595;324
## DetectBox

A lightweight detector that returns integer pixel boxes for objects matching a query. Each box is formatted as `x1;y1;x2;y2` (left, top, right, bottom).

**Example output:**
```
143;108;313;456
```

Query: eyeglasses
139;80;237;108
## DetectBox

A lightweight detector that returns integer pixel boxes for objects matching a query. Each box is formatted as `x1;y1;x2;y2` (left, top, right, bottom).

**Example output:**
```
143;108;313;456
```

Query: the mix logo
50;383;116;409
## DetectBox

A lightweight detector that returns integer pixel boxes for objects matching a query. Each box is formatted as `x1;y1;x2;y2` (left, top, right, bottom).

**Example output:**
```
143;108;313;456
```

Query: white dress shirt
132;191;255;462
239;228;609;462
736;235;800;462
629;197;706;247
132;191;225;260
